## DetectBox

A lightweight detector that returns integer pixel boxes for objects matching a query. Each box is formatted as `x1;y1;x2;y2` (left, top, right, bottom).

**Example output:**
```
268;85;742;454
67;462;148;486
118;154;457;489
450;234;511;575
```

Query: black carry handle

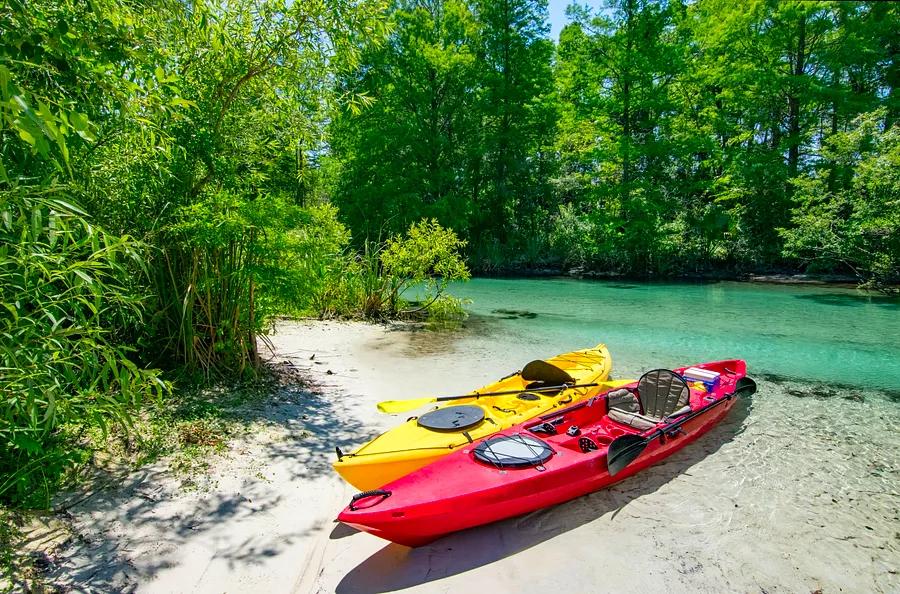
349;489;392;511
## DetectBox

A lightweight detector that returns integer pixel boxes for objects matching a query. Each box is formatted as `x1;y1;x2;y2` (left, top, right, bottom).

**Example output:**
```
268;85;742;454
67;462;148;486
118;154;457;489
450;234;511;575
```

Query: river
371;277;900;592
446;277;900;393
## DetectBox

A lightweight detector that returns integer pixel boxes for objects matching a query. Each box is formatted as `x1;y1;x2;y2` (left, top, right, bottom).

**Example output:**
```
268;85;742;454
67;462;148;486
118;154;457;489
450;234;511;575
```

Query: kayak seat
521;360;575;386
606;370;690;431
637;369;691;418
607;389;657;430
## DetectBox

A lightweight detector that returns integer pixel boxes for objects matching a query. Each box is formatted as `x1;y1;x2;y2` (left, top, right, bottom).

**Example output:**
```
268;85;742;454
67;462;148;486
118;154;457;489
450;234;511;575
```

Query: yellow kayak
334;343;629;491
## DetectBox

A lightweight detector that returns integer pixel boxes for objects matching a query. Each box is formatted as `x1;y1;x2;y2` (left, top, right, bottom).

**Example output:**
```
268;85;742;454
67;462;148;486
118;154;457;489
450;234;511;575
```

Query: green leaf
69;112;90;132
43;393;57;424
18;127;37;147
31;206;42;239
169;97;197;109
72;269;93;285
11;434;42;454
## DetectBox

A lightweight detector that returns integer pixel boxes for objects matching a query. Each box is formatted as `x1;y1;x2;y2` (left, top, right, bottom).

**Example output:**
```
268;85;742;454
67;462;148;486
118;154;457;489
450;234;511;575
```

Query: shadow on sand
42;367;383;592
334;396;753;593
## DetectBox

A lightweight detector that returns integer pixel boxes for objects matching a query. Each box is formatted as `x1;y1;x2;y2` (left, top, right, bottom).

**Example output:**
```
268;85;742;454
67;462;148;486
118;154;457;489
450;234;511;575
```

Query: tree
470;0;556;245
557;0;681;273
329;0;558;261
781;111;899;292
330;0;481;242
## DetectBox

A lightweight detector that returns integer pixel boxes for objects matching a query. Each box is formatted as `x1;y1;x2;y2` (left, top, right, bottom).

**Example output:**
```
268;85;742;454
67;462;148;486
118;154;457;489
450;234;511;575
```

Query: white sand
38;320;899;593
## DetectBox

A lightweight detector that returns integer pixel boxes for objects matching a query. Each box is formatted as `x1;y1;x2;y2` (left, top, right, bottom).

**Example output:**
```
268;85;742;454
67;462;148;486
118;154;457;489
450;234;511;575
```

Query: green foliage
548;203;597;268
312;220;471;319
329;0;557;247
151;193;262;377
0;0;390;507
329;0;481;240
0;193;165;506
0;0;172;505
781;111;900;292
381;219;471;313
329;0;898;281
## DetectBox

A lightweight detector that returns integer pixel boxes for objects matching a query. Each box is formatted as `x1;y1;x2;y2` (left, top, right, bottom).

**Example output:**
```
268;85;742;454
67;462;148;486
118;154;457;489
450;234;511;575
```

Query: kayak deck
333;344;616;490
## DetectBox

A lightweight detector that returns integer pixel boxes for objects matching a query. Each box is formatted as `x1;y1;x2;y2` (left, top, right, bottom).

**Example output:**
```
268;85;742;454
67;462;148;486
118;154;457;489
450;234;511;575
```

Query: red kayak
337;360;756;547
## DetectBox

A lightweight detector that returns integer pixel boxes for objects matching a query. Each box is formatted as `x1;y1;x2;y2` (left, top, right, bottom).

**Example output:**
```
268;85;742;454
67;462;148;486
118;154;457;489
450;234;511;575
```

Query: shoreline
20;320;899;593
470;267;890;291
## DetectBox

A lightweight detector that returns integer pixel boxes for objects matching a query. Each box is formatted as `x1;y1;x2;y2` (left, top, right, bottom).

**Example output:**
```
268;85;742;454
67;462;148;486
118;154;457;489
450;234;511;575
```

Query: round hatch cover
473;434;554;468
417;405;485;431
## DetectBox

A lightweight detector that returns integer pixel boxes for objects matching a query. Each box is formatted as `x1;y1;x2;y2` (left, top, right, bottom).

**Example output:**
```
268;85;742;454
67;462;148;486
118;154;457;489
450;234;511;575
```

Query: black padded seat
638;369;691;418
607;370;691;430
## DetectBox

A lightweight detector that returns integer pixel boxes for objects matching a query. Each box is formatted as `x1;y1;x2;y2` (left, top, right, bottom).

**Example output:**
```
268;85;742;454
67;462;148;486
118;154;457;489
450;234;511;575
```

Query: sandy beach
36;320;899;593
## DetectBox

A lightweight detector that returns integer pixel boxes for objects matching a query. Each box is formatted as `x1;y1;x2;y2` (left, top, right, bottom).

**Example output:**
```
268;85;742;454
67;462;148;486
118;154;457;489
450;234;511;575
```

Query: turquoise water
446;278;900;393
393;277;899;589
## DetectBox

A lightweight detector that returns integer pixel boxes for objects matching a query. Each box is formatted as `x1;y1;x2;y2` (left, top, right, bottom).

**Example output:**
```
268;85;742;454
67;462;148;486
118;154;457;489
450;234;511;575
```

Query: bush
380;219;470;314
0;193;165;506
312;219;471;319
781;111;900;292
549;202;596;268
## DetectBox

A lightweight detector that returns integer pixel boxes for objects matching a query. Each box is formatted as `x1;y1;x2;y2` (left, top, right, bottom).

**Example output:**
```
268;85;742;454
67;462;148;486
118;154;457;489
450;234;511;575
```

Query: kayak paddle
377;382;601;414
606;376;757;476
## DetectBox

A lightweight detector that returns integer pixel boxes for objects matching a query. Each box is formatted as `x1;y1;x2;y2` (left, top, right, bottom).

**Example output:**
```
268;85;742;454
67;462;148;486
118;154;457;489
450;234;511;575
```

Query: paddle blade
734;377;757;397
377;397;436;414
521;360;575;385
607;434;650;476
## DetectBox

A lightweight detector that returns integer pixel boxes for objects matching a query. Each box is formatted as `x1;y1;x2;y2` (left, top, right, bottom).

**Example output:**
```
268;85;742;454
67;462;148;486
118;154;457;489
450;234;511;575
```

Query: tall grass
0;190;164;506
148;193;264;378
153;234;259;378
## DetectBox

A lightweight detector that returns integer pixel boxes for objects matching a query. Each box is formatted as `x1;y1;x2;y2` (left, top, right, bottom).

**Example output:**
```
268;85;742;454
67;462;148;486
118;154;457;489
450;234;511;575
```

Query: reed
0;190;164;505
149;194;262;378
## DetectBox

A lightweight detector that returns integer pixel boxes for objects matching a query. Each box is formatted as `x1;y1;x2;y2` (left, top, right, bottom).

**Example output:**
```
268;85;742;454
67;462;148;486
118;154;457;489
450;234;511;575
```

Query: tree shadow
250;383;384;482
40;365;382;591
335;396;753;594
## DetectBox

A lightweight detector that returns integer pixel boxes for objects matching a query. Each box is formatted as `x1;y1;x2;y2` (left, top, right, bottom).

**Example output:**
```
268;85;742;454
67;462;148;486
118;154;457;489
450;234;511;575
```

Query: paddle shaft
377;382;604;413
435;382;600;402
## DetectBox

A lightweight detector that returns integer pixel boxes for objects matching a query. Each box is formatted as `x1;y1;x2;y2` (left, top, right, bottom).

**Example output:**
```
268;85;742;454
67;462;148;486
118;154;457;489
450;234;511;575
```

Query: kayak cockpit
606;368;692;430
521;362;746;454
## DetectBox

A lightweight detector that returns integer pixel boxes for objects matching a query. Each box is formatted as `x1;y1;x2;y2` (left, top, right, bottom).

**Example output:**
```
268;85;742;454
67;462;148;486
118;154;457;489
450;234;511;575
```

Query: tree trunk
621;0;634;208
787;12;806;179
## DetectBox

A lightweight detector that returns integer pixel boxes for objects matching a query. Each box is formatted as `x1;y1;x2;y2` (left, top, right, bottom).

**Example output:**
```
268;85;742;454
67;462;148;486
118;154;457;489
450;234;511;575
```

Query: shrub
0;193;165;506
380;219;470;315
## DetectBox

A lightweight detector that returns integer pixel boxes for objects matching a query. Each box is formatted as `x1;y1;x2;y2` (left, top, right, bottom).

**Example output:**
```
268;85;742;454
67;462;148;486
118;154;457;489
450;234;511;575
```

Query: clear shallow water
445;278;900;394
403;278;899;590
